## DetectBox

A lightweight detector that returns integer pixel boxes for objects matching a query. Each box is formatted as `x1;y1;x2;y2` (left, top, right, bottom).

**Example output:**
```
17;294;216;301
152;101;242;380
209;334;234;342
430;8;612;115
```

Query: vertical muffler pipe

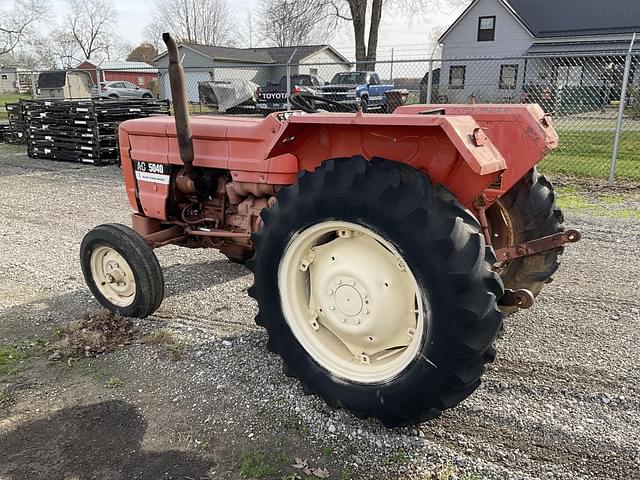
162;32;194;175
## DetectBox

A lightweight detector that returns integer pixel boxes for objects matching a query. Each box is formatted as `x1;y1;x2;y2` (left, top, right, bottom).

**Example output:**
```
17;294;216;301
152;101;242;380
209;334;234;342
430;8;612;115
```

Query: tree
65;0;117;60
145;0;237;47
257;0;336;48
236;11;256;48
333;0;464;69
0;0;46;56
127;42;158;64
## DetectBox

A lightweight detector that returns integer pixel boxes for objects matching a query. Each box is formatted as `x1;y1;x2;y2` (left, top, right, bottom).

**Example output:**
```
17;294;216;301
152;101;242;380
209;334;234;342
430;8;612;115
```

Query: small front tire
80;224;164;318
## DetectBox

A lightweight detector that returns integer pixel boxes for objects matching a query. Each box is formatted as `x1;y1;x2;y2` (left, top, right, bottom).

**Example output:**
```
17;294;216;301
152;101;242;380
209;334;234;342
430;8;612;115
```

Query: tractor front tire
488;168;565;315
248;157;503;426
80;224;164;318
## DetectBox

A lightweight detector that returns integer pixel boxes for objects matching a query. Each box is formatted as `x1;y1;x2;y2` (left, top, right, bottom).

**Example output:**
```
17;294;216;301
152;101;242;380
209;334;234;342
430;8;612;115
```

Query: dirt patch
49;310;138;360
0;400;215;479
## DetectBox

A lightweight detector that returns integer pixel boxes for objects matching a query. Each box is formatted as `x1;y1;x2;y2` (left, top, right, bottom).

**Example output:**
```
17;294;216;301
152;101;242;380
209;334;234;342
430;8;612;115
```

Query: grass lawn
540;130;640;181
0;93;30;121
555;186;640;220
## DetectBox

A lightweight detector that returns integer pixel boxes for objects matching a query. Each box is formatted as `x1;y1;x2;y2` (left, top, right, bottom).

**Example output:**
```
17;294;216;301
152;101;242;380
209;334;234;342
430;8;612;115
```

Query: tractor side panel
117;127;138;213
131;138;170;220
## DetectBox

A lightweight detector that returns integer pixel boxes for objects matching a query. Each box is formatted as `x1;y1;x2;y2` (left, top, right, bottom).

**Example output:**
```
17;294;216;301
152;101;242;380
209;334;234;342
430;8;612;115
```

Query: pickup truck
256;74;324;113
318;71;393;111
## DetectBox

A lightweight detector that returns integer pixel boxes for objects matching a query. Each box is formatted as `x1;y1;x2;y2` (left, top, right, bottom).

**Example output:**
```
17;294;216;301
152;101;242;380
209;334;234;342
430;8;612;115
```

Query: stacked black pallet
0;123;10;143
4;103;27;144
24;99;170;165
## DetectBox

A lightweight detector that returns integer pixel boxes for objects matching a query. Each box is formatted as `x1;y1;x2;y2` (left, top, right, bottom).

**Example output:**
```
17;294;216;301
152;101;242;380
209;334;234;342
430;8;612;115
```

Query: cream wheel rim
278;221;427;384
90;245;136;308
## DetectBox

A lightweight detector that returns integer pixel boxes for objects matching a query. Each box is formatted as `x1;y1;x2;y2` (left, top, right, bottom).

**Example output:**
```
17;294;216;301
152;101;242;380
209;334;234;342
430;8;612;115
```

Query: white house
438;0;640;108
154;44;351;102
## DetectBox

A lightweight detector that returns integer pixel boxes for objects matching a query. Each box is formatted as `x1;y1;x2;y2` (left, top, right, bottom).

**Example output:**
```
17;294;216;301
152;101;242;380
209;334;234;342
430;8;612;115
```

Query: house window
499;64;518;89
478;16;496;41
449;65;466;89
1;74;7;80
138;76;145;85
309;68;318;75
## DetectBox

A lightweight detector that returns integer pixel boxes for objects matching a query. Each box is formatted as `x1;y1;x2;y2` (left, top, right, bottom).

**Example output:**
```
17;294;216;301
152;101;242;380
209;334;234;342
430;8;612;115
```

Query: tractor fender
269;112;506;176
265;113;507;205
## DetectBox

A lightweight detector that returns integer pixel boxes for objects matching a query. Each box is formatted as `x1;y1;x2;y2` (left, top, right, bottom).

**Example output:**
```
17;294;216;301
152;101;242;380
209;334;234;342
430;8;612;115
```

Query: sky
49;0;466;61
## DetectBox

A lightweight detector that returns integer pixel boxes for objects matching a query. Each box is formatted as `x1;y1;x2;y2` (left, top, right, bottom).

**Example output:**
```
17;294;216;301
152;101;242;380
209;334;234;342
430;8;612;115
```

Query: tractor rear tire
248;156;503;426
80;224;164;318
489;168;565;315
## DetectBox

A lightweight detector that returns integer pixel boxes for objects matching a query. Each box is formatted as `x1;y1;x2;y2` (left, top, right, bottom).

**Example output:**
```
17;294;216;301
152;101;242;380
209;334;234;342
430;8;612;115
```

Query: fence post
286;48;297;112
426;60;434;104
609;33;636;186
30;71;37;99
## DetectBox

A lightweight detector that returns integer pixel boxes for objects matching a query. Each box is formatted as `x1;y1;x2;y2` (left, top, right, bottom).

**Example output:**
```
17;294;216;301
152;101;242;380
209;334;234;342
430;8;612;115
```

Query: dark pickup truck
256;74;324;113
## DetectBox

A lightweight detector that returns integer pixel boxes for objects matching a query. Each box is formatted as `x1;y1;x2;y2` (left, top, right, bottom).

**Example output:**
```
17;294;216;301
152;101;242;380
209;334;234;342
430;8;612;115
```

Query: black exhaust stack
162;32;194;175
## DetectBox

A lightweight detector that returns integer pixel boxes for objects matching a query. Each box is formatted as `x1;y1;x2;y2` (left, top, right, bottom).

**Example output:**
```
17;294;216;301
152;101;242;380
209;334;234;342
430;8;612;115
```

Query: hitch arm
494;229;581;262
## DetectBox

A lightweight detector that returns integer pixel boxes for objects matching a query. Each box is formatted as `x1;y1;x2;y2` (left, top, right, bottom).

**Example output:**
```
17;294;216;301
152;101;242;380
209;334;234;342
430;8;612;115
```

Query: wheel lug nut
328;289;334;295
329;305;335;310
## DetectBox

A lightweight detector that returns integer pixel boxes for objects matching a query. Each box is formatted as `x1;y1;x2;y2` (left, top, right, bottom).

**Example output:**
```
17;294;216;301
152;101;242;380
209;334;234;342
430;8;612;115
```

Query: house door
553;64;583;113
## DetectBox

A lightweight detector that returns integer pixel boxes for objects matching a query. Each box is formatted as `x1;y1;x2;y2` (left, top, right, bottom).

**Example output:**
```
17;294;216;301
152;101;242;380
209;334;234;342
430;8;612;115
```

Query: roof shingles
179;44;342;65
508;0;640;38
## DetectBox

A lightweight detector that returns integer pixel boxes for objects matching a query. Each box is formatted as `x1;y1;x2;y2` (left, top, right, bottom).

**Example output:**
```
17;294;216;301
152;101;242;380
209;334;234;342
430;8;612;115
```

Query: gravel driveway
0;144;639;480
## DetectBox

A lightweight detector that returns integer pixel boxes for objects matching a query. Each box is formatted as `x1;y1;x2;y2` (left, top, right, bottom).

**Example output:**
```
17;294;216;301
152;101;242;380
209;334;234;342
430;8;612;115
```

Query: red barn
76;61;159;90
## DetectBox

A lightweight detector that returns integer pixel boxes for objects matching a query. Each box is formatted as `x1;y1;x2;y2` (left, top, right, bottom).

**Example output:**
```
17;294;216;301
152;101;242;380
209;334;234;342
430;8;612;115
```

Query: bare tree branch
145;0;237;47
332;0;465;67
0;0;46;56
65;0;117;60
257;0;337;47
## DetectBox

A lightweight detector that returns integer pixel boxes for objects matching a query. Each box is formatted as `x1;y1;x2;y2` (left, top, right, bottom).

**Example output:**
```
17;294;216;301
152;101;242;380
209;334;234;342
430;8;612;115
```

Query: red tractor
80;34;580;426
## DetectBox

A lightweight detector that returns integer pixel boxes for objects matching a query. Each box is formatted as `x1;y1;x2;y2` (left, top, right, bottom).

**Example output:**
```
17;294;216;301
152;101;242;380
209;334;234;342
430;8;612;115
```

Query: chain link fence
1;50;639;182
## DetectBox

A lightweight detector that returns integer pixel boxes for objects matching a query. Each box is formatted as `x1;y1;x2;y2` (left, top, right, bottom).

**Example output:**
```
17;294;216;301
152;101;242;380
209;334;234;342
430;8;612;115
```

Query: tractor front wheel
248;156;503;426
80;224;164;318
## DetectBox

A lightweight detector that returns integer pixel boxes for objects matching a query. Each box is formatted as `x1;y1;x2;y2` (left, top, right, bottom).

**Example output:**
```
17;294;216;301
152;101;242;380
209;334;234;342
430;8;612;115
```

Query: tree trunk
365;0;383;70
348;0;367;65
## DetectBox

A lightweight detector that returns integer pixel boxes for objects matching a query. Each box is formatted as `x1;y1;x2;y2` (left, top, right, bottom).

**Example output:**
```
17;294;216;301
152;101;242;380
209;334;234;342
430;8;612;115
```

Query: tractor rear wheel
487;168;565;315
248;156;503;426
80;224;164;318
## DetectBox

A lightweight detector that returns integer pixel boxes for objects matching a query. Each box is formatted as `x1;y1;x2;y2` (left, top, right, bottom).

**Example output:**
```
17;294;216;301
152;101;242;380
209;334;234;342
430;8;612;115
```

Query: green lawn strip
555;186;640;220
540;130;640;181
0;93;30;120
